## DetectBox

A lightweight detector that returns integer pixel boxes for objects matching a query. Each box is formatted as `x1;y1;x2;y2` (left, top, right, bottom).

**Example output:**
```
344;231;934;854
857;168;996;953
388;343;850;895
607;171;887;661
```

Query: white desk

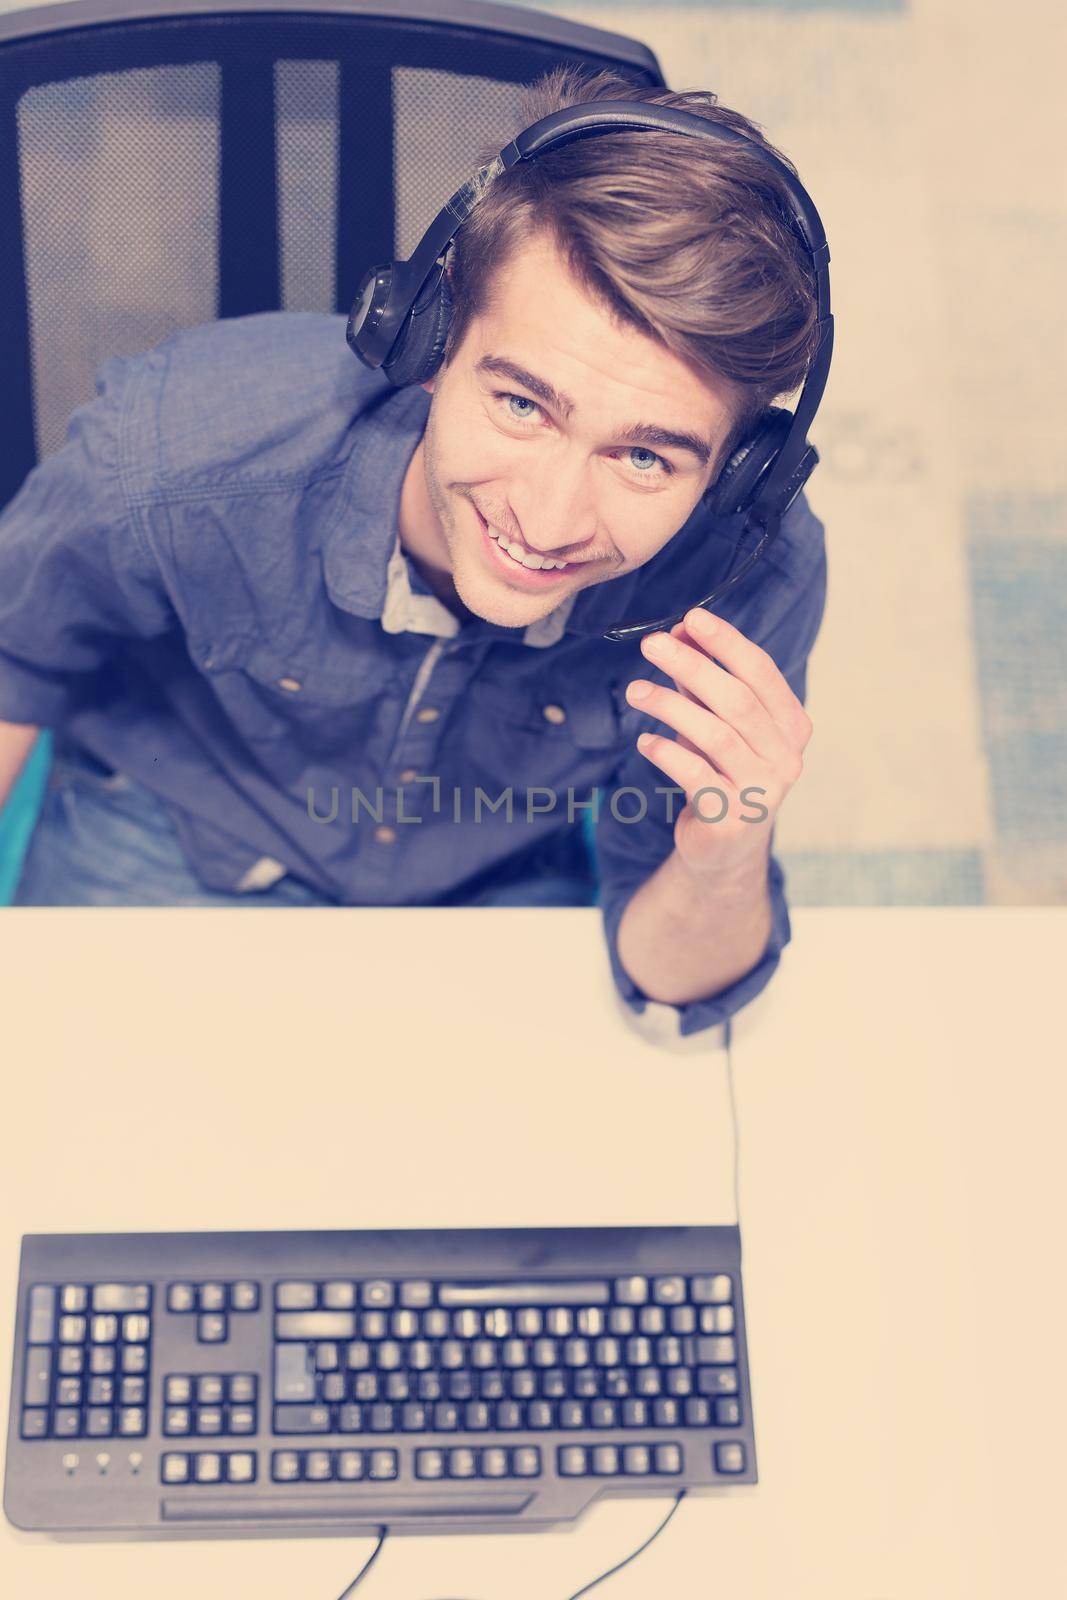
1;906;1063;1599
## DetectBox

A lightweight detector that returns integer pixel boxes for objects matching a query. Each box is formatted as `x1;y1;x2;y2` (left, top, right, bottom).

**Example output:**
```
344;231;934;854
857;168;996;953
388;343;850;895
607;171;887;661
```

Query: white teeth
486;523;568;571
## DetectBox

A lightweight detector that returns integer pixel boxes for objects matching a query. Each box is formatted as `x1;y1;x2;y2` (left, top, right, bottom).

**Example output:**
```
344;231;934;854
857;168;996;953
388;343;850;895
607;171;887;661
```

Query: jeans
11;742;598;909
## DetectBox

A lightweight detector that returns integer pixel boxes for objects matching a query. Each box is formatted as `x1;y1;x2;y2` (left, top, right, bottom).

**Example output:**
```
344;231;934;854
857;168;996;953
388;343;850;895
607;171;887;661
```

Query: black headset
347;102;833;644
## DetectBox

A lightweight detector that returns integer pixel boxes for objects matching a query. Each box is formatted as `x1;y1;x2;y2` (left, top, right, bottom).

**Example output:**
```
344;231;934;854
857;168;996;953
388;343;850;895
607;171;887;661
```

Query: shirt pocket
205;640;398;761
465;671;624;797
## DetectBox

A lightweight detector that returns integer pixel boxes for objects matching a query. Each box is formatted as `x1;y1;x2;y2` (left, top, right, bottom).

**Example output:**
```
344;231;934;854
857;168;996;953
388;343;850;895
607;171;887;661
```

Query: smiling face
398;228;739;631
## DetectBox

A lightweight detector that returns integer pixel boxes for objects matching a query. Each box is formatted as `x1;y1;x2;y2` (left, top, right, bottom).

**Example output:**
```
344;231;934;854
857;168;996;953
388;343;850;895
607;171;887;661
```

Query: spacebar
162;1492;534;1522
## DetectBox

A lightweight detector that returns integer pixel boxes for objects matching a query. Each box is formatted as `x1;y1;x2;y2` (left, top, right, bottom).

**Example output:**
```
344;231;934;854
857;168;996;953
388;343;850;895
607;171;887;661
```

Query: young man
0;67;826;1039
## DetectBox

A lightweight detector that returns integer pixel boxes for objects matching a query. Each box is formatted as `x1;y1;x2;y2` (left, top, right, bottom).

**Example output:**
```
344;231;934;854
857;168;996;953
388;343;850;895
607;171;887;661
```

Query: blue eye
629;448;659;473
506;394;540;421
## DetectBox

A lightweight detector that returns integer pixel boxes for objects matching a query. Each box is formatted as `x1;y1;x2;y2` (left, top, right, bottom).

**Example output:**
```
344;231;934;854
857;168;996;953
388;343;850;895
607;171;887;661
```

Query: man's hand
625;607;813;880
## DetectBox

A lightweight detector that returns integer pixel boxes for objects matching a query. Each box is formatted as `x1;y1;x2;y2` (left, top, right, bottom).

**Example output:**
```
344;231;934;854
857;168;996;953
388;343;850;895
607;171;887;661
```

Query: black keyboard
4;1227;756;1537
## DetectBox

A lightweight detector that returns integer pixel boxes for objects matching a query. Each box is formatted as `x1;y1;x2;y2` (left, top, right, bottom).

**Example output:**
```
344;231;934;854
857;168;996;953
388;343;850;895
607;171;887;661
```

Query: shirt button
399;769;418;784
542;704;567;725
278;677;302;693
374;825;397;846
415;707;440;724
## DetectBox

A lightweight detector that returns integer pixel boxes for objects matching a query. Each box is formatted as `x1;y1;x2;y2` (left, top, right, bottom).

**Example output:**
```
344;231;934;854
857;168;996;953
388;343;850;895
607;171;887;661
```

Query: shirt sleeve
593;491;828;1039
0;353;174;727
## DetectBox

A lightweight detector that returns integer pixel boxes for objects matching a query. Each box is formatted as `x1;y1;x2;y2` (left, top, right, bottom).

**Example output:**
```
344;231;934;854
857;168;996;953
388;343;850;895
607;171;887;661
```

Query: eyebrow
475;354;715;468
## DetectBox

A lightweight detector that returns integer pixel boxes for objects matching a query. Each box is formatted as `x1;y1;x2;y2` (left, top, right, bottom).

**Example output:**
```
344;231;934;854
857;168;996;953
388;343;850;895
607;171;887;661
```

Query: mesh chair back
0;0;662;507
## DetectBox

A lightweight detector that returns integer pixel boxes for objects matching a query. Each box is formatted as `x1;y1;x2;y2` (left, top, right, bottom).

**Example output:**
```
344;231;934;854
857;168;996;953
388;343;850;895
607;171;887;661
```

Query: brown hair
442;65;821;470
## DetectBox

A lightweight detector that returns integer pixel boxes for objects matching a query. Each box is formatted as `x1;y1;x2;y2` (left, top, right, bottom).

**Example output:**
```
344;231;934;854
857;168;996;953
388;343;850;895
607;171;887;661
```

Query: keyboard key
122;1345;149;1374
696;1337;737;1366
167;1284;197;1313
197;1376;225;1405
275;1283;317;1311
453;1309;480;1339
20;1410;48;1439
86;1407;113;1437
57;1347;84;1375
440;1281;609;1308
161;1453;190;1484
93;1284;150;1313
276;1311;356;1340
622;1400;649;1428
89;1346;116;1375
613;1277;648;1306
273;1405;330;1434
449;1448;477;1479
23;1346;52;1407
415;1448;445;1480
304;1450;333;1481
592;1445;620;1476
590;1400;618;1428
401;1403;429;1432
196;1407;223;1435
714;1397;742;1427
653;1399;680;1427
361;1281;395;1308
56;1377;83;1407
123;1315;150;1345
227;1452;256;1484
700;1305;735;1335
546;1308;573;1337
58;1316;86;1344
90;1315;118;1344
623;1444;651;1475
197;1313;228;1344
228;1406;256;1435
194;1452;223;1484
368;1450;397;1480
715;1441;746;1474
229;1374;257;1404
697;1367;739;1396
684;1398;712;1426
512;1447;541;1478
60;1286;88;1316
558;1445;588;1476
53;1408;81;1437
639;1306;666;1335
482;1447;508;1478
653;1443;683;1475
652;1277;687;1305
670;1306;697;1335
272;1450;301;1482
118;1407;146;1436
165;1375;192;1405
336;1450;365;1480
164;1407;191;1436
199;1284;227;1312
230;1282;260;1312
399;1281;434;1309
28;1286;56;1344
665;1368;693;1397
690;1275;732;1305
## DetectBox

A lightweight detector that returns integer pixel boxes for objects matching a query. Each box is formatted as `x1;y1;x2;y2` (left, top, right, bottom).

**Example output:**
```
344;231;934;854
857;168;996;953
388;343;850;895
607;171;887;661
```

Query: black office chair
0;0;663;896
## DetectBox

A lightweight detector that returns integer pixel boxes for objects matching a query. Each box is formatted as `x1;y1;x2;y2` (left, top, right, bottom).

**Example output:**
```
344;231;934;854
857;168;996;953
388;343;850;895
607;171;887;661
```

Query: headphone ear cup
707;407;794;515
382;265;453;388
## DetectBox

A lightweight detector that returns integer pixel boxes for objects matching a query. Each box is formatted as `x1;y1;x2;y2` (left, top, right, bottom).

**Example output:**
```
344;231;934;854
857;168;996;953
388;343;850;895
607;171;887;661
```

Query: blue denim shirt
0;312;827;1036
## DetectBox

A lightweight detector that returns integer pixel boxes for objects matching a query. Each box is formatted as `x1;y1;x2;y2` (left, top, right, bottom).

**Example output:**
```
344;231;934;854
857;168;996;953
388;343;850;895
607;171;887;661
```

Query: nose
507;448;598;556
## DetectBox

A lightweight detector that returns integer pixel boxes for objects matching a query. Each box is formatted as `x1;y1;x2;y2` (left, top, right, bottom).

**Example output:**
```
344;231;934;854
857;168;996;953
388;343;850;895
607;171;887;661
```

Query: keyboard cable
332;1016;738;1600
332;1488;687;1600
